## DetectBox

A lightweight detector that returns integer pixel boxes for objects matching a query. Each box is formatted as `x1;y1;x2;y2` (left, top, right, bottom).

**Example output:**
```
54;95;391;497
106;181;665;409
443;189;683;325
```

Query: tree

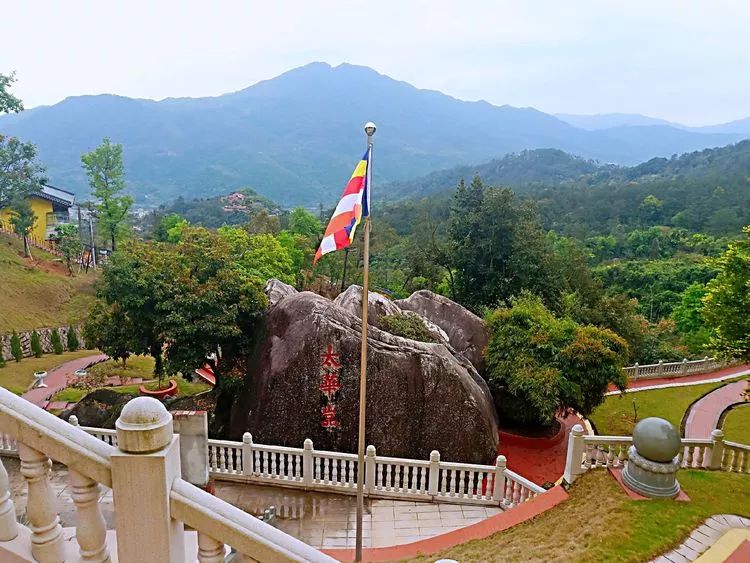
289;207;322;240
50;328;64;355
30;330;42;358
55;223;83;274
66;326;79;352
702;227;750;361
8;197;36;258
0;134;46;210
83;302;138;366
485;294;628;428
0;72;23;114
81;139;132;251
218;227;295;284
154;213;188;243
671;283;712;354
10;331;22;362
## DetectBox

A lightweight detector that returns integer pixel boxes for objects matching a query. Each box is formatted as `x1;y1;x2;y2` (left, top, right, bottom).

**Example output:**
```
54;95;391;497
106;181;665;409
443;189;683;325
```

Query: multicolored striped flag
314;147;371;263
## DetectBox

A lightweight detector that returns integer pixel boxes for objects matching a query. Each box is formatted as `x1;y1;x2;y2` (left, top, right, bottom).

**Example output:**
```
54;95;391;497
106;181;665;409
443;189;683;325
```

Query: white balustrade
622;357;724;382
0;386;336;562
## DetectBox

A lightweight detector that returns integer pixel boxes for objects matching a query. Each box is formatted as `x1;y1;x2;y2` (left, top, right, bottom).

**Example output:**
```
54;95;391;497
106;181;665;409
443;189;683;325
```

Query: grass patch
51;355;211;404
722;403;750;444
590;377;748;436
0;234;96;333
413;469;750;562
0;349;98;394
89;355;156;383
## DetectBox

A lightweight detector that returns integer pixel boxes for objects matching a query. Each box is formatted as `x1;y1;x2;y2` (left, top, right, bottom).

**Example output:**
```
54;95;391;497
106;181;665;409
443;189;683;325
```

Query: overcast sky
2;1;749;126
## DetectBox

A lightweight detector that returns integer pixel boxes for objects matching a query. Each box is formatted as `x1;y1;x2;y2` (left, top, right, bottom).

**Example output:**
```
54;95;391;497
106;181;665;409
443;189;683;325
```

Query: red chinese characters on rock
319;344;342;430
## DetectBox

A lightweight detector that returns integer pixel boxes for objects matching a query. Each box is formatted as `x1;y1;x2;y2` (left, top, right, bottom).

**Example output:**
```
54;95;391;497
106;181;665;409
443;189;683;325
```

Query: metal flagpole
355;121;376;562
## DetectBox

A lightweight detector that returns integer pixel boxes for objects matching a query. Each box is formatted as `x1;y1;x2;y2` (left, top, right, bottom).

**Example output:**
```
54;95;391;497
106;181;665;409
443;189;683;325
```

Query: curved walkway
607;364;750;396
685;379;748;439
21;353;108;407
653;514;750;562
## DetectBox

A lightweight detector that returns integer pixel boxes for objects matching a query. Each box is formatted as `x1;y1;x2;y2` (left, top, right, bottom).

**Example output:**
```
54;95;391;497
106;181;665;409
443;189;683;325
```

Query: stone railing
563;425;750;483
622;357;722;381
71;428;545;508
0;386;335;562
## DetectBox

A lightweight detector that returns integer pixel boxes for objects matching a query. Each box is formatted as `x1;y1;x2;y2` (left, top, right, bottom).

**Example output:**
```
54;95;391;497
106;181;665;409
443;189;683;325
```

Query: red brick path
21;353;108;407
685;379;748;439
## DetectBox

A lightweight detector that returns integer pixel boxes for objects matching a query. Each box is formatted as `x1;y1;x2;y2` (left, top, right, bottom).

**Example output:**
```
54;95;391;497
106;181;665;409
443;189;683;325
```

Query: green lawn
51;355;211;403
0;349;98;394
0;235;96;333
414;469;750;562
589;377;748;436
721;403;750;444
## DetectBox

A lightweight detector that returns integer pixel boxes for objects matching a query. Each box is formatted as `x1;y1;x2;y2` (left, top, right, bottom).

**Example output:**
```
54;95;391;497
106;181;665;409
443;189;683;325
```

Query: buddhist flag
314;147;371;263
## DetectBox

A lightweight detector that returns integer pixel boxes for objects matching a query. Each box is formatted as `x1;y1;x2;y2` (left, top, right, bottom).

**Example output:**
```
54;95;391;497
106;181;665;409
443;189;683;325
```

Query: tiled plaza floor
4;458;500;549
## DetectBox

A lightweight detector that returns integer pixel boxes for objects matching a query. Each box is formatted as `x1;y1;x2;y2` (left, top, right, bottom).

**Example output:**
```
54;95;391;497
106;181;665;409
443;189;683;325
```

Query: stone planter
139;379;178;399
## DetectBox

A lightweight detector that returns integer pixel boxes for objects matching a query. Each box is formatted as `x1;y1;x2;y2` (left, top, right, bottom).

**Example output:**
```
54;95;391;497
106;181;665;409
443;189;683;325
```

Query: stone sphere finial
116;397;173;453
632;417;681;462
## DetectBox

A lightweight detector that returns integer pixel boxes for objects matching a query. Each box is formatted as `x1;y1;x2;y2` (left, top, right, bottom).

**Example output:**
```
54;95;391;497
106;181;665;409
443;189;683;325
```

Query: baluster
18;443;65;563
606;445;615;467
377;463;384;490
0;456;18;541
197;531;225;563
726;449;736;472
314;456;320;483
332;458;339;485
451;469;458;496
741;451;749;473
583;444;592;469
417;467;424;492
271;451;277;477
385;464;392;491
69;468;109;562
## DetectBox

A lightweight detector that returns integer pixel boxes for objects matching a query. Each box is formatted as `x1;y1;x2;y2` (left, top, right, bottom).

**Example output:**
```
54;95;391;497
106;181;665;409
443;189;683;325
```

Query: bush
50;328;64;355
10;331;22;362
380;313;433;342
30;330;42;358
485;294;628;428
0;349;5;368
67;326;79;352
67;370;108;392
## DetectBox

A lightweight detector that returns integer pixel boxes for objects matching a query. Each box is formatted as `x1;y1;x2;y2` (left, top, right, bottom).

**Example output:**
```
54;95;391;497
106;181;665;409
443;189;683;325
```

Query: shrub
0;349;5;368
10;331;22;362
30;330;42;358
50;329;64;355
485;293;628;428
380;313;433;342
67;370;108;392
67;326;79;352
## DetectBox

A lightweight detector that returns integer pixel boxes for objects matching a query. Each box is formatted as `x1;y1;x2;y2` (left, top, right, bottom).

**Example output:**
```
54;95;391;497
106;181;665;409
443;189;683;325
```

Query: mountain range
1;62;747;207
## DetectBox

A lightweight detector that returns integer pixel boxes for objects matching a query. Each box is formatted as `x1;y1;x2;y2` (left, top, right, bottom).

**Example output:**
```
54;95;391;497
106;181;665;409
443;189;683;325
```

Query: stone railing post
18;443;65;562
0;456;18;541
242;432;253;477
657;360;664;376
111;397;185;563
303;439;313;487
707;429;725;470
681;358;688;375
492;455;507;505
563;424;586;485
68;408;109;562
365;445;376;494
633;363;639;379
428;450;440;496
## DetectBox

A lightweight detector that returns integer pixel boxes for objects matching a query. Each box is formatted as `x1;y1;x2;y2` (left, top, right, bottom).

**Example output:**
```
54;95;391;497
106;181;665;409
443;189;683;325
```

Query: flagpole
355;121;376;563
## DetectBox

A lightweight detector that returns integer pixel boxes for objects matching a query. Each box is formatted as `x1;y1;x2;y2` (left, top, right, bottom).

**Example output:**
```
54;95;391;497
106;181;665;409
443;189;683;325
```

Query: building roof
32;184;76;208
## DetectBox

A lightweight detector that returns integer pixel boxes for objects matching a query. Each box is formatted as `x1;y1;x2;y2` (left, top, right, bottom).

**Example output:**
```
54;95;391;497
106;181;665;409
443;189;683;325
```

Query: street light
364;121;377;137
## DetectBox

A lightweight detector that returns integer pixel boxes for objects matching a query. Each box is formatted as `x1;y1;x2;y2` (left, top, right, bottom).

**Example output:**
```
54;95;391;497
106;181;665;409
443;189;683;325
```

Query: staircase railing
0;386;335;562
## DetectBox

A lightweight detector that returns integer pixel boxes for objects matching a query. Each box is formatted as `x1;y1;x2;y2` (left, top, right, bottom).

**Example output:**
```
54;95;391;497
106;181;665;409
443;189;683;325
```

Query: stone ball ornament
115;396;174;453
632;417;681;462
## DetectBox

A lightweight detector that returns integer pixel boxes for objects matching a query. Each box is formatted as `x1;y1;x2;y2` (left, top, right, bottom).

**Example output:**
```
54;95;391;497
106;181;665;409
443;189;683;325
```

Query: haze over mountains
1;62;747;207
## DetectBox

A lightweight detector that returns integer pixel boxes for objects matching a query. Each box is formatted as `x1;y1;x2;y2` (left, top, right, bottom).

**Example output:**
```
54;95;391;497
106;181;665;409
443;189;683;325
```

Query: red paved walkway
498;413;584;486
685;379;748;439
21;353;108;407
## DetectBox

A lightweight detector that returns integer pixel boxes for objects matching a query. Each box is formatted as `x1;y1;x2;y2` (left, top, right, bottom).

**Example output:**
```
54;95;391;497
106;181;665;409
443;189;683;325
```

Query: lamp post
355;121;375;563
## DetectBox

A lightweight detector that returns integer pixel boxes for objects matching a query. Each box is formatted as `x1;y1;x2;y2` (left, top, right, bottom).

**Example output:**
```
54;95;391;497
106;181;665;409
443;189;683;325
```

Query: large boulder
333;285;402;328
229;291;498;464
264;278;298;307
396;290;489;373
62;389;137;428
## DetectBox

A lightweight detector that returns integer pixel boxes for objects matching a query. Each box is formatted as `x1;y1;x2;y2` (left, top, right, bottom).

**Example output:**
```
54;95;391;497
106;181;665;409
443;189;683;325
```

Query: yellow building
0;184;76;243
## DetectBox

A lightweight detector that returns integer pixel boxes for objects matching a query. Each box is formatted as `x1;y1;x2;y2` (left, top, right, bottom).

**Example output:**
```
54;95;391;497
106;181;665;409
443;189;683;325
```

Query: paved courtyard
4;457;501;549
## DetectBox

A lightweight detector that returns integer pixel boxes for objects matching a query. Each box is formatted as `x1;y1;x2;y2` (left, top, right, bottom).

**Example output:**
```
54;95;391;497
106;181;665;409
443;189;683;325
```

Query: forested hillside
0;63;744;206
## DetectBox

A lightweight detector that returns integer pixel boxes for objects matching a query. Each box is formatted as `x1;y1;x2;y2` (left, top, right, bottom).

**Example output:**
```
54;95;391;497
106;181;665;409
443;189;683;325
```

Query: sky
2;1;749;126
